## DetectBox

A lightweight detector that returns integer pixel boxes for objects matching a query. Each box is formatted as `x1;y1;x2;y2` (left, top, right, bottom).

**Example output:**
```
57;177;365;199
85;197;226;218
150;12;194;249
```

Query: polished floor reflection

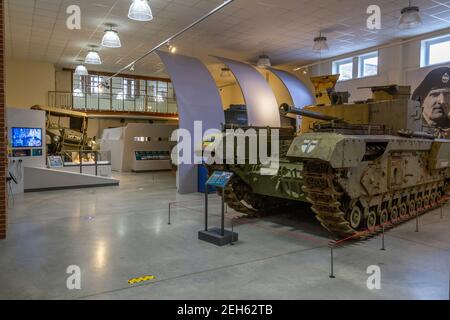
0;172;449;300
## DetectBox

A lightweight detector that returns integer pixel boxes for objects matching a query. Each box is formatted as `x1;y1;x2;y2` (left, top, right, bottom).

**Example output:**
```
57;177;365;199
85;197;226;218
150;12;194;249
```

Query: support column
0;0;6;240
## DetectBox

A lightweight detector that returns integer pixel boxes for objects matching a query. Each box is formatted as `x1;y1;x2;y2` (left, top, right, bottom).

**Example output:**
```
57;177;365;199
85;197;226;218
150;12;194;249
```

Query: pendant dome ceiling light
74;59;88;76
85;45;102;65
102;24;122;48
399;1;422;29
313;33;329;52
128;0;153;22
257;54;271;68
166;42;177;54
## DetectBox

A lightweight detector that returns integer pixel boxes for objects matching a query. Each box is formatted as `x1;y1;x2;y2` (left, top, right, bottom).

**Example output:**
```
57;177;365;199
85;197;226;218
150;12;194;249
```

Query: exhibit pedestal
198;228;238;247
198;171;238;247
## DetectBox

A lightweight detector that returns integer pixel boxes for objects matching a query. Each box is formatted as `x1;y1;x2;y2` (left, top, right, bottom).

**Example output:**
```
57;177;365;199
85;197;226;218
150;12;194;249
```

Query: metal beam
102;0;235;85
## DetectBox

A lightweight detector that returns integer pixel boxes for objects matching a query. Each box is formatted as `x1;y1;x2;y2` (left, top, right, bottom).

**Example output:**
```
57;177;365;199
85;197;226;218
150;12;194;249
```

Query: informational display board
206;171;234;189
47;156;64;168
135;151;171;161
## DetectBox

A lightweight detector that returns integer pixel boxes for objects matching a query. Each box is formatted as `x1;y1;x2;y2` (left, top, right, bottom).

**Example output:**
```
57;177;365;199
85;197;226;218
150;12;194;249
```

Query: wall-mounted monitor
11;127;42;148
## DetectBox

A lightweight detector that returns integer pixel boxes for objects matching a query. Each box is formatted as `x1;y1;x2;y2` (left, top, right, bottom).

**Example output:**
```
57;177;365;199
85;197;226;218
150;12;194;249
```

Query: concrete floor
0;172;449;300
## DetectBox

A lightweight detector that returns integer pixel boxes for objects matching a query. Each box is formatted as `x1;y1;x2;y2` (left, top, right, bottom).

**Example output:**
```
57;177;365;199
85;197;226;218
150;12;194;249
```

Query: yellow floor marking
128;275;155;284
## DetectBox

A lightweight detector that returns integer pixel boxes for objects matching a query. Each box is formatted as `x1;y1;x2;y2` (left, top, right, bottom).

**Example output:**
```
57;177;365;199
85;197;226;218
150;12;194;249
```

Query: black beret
412;67;450;104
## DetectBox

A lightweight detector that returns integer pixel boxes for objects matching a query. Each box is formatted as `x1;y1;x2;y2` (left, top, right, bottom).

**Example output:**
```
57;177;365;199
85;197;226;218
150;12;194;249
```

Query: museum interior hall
0;0;450;301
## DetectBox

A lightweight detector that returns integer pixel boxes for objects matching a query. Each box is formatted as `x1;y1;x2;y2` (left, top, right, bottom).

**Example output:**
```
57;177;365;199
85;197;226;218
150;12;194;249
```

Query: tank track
302;160;450;240
207;165;261;217
209;166;290;217
222;182;260;216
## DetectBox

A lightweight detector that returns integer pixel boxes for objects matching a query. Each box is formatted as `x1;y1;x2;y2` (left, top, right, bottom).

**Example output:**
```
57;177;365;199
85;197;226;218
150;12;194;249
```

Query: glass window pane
429;40;450;65
139;80;146;95
168;82;175;99
363;57;378;76
147;80;157;97
333;58;353;81
359;52;378;77
339;63;353;80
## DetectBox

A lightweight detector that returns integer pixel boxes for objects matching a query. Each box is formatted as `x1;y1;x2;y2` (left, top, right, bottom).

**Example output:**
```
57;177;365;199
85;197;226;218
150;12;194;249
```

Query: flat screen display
11;127;42;148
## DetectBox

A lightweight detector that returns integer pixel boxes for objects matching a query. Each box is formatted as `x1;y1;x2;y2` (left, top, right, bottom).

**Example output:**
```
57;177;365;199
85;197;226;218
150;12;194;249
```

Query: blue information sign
206;171;234;188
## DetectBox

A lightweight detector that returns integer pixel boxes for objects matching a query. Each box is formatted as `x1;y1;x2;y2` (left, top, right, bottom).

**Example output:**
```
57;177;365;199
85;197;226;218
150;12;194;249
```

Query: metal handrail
48;91;178;114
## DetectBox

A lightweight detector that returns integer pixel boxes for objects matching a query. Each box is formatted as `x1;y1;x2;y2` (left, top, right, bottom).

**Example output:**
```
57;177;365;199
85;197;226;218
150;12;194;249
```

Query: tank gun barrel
280;103;343;122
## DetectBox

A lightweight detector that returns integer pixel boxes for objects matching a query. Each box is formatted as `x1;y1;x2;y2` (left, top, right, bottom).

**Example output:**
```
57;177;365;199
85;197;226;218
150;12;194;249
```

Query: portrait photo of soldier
412;67;450;129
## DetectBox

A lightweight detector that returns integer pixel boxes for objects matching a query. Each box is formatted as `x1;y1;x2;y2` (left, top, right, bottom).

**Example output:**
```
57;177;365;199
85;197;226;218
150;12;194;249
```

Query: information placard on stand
198;171;238;246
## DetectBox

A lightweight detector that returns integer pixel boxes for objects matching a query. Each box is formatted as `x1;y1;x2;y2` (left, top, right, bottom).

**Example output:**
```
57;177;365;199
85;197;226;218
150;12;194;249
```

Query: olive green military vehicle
31;105;97;157
206;83;450;239
289;124;450;238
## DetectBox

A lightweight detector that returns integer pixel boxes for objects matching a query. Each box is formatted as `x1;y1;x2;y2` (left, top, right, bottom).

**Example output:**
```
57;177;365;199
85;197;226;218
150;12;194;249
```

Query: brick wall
0;0;6;240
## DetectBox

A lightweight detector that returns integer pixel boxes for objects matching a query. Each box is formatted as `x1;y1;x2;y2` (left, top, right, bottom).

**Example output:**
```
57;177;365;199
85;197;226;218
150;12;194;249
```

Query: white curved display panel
215;57;281;127
268;68;315;109
157;51;225;194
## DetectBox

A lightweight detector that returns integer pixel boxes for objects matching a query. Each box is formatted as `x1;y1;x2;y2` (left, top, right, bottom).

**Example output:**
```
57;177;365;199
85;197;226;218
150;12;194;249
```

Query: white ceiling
5;0;450;78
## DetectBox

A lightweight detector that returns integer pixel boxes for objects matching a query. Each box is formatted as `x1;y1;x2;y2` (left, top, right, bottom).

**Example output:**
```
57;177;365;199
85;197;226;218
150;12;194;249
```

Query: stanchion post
168;203;171;225
205;183;209;232
415;210;419;232
230;219;234;246
381;224;386;251
221;187;225;237
329;243;336;279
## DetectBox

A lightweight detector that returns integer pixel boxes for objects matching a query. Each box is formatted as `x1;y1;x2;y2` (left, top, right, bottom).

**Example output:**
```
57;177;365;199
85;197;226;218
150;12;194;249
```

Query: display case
50;150;113;177
132;150;172;172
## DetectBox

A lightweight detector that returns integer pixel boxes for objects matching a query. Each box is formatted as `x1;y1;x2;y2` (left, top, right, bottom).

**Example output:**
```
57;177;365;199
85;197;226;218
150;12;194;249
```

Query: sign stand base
198;228;238;247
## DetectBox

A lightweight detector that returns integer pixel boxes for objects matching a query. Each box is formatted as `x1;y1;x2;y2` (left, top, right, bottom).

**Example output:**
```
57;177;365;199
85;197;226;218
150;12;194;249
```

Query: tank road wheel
399;204;407;220
408;201;416;218
380;209;389;225
445;182;450;195
423;196;430;209
437;191;443;203
349;207;362;229
366;211;377;231
390;206;400;224
430;193;437;207
379;209;389;226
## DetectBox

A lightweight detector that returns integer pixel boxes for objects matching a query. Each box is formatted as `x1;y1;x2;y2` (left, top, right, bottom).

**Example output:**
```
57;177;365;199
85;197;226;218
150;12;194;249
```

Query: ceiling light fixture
102;24;122;48
74;60;88;76
166;42;177;54
85;46;102;65
128;0;153;22
257;54;271;68
313;33;329;52
103;0;235;85
399;1;422;29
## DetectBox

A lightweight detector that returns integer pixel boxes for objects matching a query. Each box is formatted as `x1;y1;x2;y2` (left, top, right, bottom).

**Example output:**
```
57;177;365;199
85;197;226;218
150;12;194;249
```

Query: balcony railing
48;91;178;115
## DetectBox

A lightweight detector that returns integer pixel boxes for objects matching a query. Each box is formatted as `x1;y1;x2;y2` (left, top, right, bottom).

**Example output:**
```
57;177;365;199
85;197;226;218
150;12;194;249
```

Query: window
359;51;378;77
123;78;136;99
134;137;151;142
332;58;354;81
332;51;379;81
421;34;450;67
